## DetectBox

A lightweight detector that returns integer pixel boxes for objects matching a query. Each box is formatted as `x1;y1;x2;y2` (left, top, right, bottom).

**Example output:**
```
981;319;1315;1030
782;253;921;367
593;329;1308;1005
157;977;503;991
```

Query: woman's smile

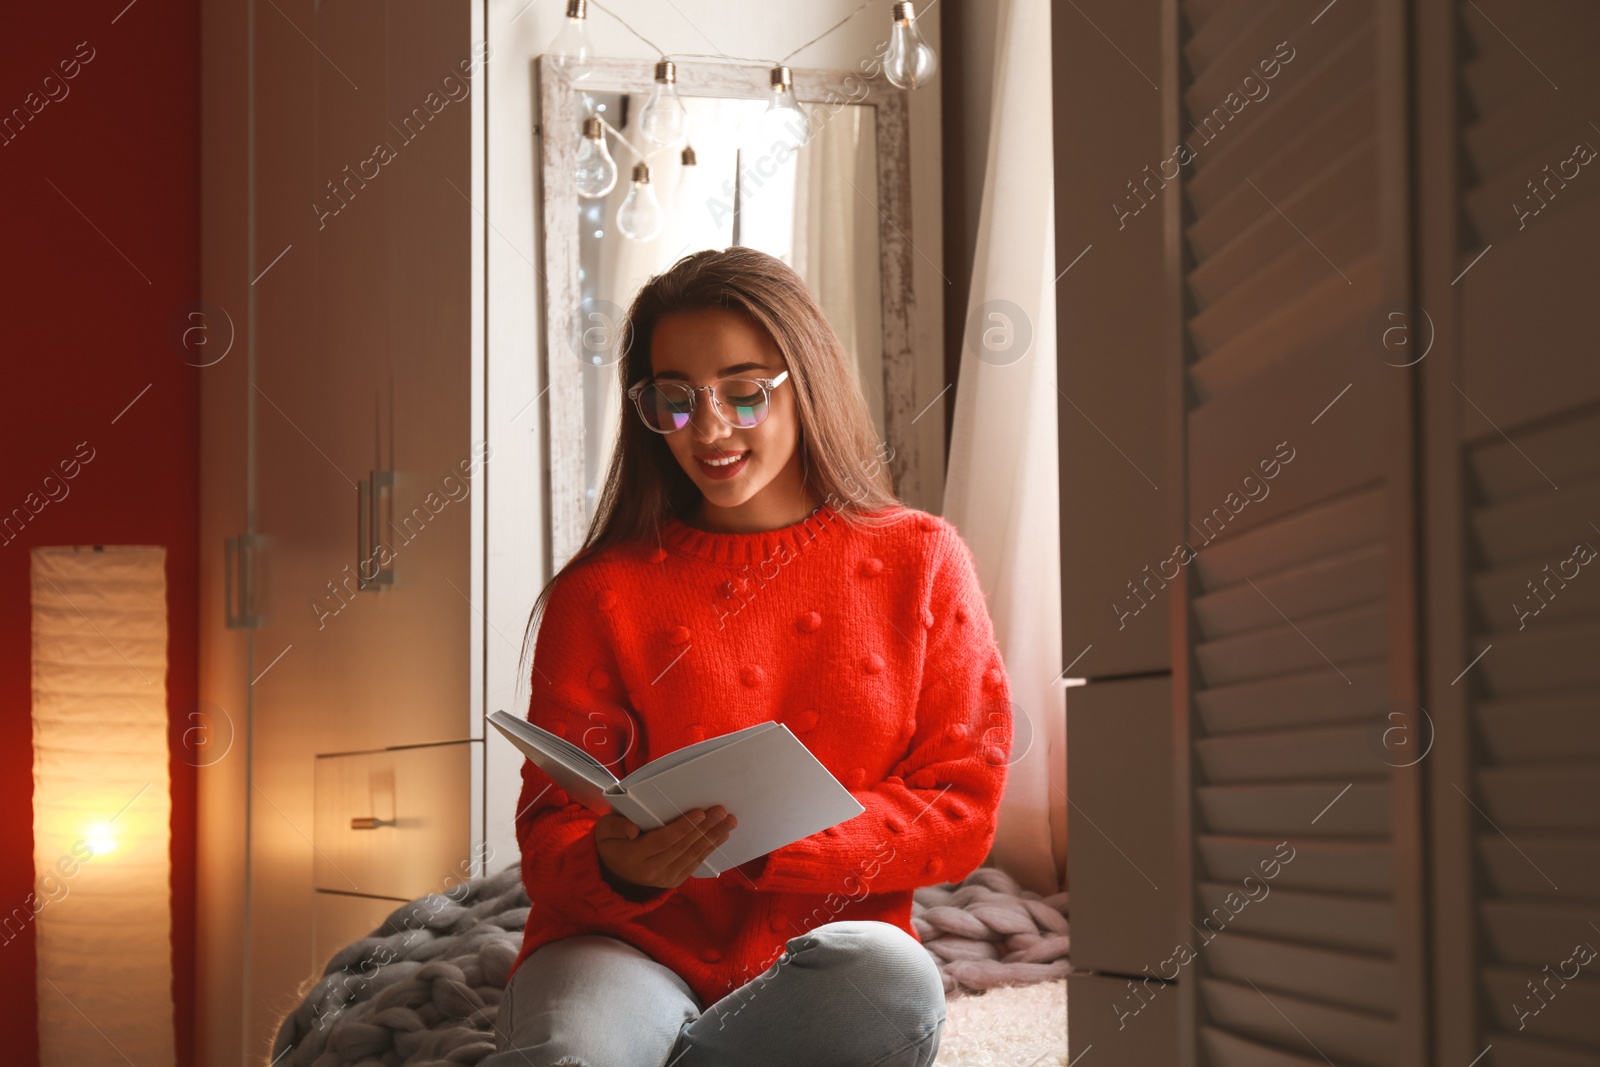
694;449;750;479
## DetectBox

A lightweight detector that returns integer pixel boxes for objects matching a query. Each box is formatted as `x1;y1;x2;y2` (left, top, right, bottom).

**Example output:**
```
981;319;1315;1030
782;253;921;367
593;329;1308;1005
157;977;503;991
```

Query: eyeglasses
627;371;790;434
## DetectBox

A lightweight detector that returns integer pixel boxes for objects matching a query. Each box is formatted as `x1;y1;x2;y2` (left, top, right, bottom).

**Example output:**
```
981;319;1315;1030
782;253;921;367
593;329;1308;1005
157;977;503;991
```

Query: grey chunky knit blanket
270;863;1070;1067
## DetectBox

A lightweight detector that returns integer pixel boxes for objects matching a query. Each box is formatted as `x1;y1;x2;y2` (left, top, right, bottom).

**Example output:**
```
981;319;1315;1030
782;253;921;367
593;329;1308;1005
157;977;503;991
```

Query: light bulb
639;59;688;146
758;65;811;154
884;1;938;89
617;163;664;241
575;116;618;198
547;0;594;83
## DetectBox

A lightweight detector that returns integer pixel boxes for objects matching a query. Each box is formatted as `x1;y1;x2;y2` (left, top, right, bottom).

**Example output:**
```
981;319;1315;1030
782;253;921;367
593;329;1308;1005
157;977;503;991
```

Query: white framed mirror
535;55;919;569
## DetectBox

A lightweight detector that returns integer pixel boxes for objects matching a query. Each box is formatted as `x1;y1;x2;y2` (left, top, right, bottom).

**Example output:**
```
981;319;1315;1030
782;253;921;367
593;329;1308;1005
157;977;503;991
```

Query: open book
488;710;865;878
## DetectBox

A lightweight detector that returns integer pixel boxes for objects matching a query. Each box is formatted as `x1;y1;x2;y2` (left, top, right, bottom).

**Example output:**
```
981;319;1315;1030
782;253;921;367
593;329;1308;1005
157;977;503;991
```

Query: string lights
884;2;938;89
547;0;938;240
639;60;688;146
616;162;665;240
761;64;811;149
574;115;619;198
547;0;596;83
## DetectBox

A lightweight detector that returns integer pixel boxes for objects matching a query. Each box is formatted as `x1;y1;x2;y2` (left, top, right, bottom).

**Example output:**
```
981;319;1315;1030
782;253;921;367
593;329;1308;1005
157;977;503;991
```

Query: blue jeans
482;920;947;1067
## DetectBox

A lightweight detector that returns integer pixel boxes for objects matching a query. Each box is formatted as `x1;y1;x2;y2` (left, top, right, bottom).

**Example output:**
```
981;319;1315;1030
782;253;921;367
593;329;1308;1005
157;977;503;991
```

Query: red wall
0;3;198;1065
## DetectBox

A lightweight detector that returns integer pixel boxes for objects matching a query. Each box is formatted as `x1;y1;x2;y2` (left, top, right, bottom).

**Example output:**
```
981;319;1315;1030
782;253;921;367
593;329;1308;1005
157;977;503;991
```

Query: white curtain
791;105;884;442
941;0;1065;896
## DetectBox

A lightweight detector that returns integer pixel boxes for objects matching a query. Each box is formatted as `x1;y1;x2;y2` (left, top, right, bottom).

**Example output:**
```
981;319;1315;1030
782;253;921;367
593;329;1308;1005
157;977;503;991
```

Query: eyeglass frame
626;370;791;434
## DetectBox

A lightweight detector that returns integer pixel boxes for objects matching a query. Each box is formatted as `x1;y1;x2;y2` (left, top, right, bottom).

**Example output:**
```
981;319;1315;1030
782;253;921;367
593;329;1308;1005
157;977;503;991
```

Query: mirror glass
572;91;883;522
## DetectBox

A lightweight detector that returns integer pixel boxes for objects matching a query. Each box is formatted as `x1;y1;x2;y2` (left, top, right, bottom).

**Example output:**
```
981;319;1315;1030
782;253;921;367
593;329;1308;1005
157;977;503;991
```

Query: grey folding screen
1055;0;1600;1062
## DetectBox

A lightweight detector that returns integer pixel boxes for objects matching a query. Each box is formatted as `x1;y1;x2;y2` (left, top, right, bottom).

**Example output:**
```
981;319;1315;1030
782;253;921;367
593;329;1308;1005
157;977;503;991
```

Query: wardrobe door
1166;0;1428;1061
1420;1;1600;1062
242;0;336;1056
242;1;478;1059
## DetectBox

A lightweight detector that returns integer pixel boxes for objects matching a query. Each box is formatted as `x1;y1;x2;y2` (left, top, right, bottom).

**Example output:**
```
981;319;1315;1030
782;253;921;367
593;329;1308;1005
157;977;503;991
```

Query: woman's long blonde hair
521;246;900;662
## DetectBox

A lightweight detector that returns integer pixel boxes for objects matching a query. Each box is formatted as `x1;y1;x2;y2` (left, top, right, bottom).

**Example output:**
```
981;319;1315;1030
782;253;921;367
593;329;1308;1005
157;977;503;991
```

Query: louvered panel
1206;932;1397;1015
1194;543;1385;639
1473;555;1600;630
1183;0;1369;149
1195;724;1380;784
1202;1026;1333;1067
1460;27;1600;182
1478;766;1600;833
1468;481;1600;565
1184;1;1322;113
1456;1;1600;259
1182;0;1285;76
1462;98;1600;197
1198;883;1392;952
1476;618;1600;695
1482;970;1600;1047
1456;0;1573;71
1190;197;1377;355
1456;389;1600;1055
1466;406;1600;500
1459;9;1590;110
1199;836;1392;896
1481;1031;1600;1067
1480;836;1600;903
1201;978;1398;1066
1194;602;1385;687
1482;900;1600;968
1192;487;1385;587
1457;200;1600;433
1189;254;1380;403
1187;34;1374;218
1177;0;1416;1056
1189;135;1375;306
1463;127;1600;245
1198;782;1389;839
1480;695;1600;763
1195;659;1388;735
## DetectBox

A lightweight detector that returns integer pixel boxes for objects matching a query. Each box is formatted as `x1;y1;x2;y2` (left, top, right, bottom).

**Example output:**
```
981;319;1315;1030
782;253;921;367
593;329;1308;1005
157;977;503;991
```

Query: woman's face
648;307;812;530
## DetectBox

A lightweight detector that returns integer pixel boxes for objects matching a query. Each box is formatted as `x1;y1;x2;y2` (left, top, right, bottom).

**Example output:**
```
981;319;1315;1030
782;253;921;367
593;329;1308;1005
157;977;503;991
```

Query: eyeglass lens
637;379;770;432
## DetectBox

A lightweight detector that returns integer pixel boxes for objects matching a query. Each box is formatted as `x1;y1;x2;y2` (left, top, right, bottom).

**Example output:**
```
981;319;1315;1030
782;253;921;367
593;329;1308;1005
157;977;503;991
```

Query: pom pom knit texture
510;504;1014;1006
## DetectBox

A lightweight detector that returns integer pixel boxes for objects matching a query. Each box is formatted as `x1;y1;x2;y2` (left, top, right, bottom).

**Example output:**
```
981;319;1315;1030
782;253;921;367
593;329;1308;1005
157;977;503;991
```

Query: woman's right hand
594;806;738;891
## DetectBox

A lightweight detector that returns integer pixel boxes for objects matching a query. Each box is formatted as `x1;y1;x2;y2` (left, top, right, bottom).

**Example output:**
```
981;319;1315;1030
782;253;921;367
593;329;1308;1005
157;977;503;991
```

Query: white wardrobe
196;3;533;1063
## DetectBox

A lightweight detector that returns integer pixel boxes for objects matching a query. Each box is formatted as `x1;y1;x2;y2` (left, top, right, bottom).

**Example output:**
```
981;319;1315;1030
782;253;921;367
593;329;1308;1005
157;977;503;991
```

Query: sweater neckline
658;504;845;565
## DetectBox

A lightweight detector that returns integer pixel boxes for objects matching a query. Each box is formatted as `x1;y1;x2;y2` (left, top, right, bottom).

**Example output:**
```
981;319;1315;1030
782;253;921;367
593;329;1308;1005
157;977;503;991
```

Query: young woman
486;247;1013;1067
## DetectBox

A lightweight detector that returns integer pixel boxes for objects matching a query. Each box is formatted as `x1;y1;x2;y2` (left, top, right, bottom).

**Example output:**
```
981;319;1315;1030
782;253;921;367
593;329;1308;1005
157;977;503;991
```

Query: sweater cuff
746;836;836;892
743;778;1001;896
527;810;680;924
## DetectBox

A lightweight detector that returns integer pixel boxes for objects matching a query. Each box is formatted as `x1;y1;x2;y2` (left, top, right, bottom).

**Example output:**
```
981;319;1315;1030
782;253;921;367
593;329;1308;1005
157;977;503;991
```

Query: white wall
481;0;947;866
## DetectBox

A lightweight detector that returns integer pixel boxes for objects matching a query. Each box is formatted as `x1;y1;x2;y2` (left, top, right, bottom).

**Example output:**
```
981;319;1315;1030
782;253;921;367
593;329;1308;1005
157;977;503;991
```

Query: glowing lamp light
84;825;118;857
30;545;175;1067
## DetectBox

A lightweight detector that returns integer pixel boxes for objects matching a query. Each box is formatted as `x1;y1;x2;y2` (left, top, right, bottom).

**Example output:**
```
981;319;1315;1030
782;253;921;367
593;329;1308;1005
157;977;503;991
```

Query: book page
619;720;778;787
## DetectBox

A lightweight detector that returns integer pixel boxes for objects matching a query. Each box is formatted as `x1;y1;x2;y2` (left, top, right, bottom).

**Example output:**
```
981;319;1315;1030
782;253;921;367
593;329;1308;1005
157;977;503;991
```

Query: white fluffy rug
934;977;1067;1067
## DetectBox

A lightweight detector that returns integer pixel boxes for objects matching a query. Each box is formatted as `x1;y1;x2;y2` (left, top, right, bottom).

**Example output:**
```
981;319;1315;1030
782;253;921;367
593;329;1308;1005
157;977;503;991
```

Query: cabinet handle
357;470;395;592
350;816;396;830
224;533;263;628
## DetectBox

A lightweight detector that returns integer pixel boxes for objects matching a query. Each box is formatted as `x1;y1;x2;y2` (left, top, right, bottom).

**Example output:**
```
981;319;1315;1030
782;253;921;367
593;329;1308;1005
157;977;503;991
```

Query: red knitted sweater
508;503;1013;1006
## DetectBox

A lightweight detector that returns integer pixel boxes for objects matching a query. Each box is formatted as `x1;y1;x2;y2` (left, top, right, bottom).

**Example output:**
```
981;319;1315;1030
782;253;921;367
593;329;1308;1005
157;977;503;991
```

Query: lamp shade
30;545;174;1066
